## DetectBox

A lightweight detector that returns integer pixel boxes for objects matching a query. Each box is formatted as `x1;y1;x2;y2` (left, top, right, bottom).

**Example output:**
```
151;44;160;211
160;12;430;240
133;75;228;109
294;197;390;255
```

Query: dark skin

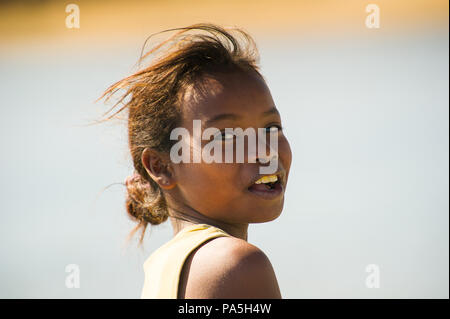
142;70;292;298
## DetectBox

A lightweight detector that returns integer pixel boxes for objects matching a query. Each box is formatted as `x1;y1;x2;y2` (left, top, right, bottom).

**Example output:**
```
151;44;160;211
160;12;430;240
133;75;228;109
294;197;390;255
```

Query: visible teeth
254;175;278;184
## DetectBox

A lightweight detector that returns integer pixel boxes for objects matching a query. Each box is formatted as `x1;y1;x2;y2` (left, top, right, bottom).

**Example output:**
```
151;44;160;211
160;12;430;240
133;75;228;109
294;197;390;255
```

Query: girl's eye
213;125;282;141
266;124;283;133
222;132;235;140
215;131;235;141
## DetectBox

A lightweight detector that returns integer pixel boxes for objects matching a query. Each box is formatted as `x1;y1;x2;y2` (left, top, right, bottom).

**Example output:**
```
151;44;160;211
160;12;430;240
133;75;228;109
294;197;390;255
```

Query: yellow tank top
140;223;232;299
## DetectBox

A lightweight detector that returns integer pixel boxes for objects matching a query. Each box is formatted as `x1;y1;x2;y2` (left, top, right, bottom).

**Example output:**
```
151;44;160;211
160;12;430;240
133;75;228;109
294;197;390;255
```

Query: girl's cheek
279;135;292;171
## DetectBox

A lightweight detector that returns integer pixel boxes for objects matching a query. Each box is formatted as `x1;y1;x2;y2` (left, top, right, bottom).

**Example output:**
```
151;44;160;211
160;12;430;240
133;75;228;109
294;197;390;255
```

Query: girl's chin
248;207;283;224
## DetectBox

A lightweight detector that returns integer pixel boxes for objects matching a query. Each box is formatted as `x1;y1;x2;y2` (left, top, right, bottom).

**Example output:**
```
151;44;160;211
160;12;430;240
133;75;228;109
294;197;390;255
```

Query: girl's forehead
180;72;273;120
182;75;226;104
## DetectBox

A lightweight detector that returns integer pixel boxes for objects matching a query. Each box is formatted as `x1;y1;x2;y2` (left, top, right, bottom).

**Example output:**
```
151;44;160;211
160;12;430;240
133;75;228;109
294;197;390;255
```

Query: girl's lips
246;180;283;200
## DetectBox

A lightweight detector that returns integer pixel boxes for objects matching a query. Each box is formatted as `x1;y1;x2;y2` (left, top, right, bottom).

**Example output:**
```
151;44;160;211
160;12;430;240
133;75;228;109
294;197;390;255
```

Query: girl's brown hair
98;23;262;244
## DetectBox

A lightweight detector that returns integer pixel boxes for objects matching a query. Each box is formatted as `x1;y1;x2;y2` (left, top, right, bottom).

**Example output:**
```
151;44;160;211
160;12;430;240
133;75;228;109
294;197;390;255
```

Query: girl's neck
168;208;249;241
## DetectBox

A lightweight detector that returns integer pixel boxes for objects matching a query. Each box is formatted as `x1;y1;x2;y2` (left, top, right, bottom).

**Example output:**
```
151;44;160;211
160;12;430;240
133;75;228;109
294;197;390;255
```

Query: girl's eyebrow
205;106;279;125
262;106;280;117
205;113;239;125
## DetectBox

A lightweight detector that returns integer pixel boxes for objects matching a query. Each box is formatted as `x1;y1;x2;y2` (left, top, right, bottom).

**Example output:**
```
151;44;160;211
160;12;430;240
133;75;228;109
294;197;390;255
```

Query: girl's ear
141;147;176;190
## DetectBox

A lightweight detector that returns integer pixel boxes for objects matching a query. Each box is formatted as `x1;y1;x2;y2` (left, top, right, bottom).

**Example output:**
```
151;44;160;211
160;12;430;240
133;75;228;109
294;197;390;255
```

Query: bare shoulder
178;236;282;299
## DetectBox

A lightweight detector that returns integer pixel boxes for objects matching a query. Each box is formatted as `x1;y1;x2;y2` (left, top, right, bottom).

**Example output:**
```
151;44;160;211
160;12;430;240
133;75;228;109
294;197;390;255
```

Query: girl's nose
246;133;279;165
256;151;278;164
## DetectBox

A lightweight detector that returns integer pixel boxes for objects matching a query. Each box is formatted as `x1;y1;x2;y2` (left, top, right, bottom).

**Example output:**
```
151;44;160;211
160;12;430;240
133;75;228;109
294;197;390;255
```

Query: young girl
100;23;292;299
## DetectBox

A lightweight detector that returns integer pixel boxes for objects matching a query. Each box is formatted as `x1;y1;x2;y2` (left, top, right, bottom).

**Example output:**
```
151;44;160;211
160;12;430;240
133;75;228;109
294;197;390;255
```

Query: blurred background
0;0;448;298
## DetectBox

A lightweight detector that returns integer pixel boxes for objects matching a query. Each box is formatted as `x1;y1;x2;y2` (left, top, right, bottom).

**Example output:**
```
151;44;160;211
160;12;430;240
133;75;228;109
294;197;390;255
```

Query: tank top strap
141;223;232;298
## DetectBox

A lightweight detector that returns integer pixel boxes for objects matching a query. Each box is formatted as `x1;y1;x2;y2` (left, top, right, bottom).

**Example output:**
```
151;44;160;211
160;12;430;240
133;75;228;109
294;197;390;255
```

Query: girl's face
169;71;292;224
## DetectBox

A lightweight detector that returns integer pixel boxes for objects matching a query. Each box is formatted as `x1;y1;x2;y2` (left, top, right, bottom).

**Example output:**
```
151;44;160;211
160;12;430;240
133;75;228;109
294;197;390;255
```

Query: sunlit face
170;71;292;224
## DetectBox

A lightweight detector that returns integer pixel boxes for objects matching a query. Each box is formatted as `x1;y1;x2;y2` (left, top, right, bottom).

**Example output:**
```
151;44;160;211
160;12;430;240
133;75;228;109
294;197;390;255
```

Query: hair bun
125;172;168;240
